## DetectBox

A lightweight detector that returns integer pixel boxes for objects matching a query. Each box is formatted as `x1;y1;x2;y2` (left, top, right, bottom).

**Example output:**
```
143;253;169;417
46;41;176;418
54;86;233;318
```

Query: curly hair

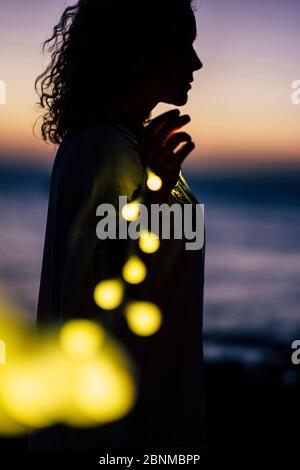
35;0;195;145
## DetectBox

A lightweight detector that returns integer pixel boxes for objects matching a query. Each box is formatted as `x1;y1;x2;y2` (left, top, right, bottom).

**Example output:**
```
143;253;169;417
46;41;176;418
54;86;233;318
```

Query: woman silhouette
32;0;205;451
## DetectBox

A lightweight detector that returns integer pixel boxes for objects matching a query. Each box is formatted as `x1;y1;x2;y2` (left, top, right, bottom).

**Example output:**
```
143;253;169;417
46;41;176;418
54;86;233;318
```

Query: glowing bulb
0;366;59;428
147;171;163;191
94;279;124;310
74;358;136;422
121;201;140;221
139;230;160;254
59;320;105;361
0;300;139;433
125;301;162;336
122;256;147;285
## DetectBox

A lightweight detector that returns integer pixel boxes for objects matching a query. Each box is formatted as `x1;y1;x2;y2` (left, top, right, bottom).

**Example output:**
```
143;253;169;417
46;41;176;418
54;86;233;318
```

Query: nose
192;48;203;72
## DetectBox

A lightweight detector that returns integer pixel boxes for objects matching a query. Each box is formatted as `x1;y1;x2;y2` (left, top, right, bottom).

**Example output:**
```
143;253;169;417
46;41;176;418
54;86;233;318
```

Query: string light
0;308;136;433
139;230;160;254
125;301;162;336
0;141;172;436
122;256;147;285
94;279;124;310
0;357;64;428
73;357;136;422
121;200;140;221
147;170;163;192
59;320;105;361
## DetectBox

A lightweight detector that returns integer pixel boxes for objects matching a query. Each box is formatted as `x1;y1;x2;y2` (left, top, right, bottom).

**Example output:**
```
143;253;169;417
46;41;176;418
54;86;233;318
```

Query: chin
164;91;189;106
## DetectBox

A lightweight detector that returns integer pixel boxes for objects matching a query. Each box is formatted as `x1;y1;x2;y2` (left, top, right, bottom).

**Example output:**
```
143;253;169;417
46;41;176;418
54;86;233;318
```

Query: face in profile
154;7;202;106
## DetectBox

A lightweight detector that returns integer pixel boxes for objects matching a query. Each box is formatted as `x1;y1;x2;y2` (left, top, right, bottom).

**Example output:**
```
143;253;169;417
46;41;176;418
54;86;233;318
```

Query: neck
113;92;159;140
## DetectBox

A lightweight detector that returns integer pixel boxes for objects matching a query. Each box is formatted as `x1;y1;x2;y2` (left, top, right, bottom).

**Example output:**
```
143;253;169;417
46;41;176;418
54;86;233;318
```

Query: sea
0;161;300;367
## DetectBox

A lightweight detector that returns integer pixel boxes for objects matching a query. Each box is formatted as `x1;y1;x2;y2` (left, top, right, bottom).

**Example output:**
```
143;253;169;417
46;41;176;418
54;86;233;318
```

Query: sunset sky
0;0;299;169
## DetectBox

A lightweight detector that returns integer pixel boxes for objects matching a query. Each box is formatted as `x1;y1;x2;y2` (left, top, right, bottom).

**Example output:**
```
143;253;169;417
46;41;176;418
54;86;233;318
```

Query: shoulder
82;122;144;197
82;122;124;148
53;122;144;201
66;123;142;179
58;122;141;167
82;122;141;165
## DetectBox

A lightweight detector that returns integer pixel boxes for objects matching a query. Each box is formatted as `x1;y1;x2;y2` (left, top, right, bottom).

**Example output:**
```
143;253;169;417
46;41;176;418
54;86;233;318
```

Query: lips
184;79;193;90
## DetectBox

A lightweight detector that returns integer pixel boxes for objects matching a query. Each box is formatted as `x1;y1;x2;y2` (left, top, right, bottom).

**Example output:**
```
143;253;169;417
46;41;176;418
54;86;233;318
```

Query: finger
156;115;191;146
140;110;181;152
145;109;180;135
175;141;195;165
164;132;192;153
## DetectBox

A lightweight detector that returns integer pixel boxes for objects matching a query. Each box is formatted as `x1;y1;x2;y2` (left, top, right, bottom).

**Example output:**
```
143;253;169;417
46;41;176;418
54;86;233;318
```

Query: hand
138;109;195;202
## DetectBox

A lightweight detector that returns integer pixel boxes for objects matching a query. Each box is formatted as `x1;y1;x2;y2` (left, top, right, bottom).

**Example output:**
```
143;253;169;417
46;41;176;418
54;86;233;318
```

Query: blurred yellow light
94;279;124;310
0;341;6;365
122;257;147;285
125;301;162;336
0;365;59;428
0;408;26;437
147;171;163;191
121;201;140;221
0;298;138;433
0;299;32;359
74;358;136;422
59;320;105;361
139;230;160;254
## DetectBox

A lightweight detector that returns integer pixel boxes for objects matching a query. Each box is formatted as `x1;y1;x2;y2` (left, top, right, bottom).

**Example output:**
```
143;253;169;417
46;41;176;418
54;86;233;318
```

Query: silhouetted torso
32;122;206;450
